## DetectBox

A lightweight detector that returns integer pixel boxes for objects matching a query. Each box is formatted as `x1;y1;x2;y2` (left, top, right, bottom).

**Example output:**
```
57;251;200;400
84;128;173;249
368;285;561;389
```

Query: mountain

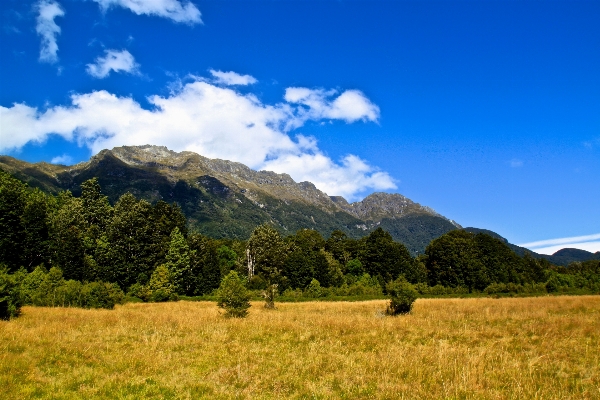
548;248;600;266
0;145;460;254
463;227;600;266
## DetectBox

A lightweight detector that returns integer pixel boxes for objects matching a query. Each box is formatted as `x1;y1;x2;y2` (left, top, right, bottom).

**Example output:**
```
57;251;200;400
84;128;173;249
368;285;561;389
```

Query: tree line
1;171;599;318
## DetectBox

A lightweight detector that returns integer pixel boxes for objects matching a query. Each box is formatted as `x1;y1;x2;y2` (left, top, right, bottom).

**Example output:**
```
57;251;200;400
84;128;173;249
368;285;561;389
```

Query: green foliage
0;171;28;272
143;265;178;302
360;227;417;283
217;245;237;274
304;279;324;298
385;277;418;315
248;224;286;285
346;259;364;276
4;172;600;303
15;266;124;309
188;233;222;295
0;266;23;320
425;230;536;291
165;227;192;294
216;271;251;318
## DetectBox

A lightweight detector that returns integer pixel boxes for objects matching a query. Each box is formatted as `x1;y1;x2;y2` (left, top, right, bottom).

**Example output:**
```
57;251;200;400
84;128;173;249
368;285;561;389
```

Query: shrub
385;277;418;315
145;265;178;302
80;282;125;309
216;271;251;318
304;279;324;298
546;276;560;293
0;267;23;320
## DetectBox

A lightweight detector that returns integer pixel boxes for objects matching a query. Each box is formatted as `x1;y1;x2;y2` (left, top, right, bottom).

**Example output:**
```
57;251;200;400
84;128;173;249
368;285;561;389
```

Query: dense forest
1;170;599;319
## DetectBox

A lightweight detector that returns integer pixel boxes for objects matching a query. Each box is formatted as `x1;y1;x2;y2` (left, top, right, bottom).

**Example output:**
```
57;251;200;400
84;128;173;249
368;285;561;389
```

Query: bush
385;278;418;315
144;265;178;302
14;266;125;309
80;282;125;309
216;271;251;318
0;267;23;320
304;279;324;298
546;276;561;293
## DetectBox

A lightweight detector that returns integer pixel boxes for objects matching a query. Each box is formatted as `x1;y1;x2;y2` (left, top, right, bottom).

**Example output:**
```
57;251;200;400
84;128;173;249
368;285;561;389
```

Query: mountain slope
1;145;459;253
462;227;600;266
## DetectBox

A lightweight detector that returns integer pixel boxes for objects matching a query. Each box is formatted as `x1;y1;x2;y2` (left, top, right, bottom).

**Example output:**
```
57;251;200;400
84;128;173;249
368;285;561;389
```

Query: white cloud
0;76;394;200
529;241;600;256
51;154;73;164
35;0;64;64
285;87;380;125
92;0;201;24
210;70;257;86
520;233;600;255
509;159;523;168
86;49;140;79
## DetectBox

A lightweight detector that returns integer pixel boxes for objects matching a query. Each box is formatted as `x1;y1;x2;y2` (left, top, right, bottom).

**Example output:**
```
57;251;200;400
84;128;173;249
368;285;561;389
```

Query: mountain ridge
3;144;593;264
0;145;461;254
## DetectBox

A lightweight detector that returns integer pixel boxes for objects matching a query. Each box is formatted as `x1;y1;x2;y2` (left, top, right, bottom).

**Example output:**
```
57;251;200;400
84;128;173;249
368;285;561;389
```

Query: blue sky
1;0;599;253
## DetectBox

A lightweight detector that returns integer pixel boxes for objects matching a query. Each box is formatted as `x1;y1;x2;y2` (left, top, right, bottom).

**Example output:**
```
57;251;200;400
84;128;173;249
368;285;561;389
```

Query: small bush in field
385;277;418;315
304;279;324;298
216;271;251;318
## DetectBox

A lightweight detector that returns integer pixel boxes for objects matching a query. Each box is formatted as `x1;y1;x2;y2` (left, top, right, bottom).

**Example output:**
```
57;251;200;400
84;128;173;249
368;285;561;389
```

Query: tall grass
1;296;599;399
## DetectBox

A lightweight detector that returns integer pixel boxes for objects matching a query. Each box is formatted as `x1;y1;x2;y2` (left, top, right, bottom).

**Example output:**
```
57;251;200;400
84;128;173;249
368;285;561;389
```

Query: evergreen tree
216;271;251;318
0;266;23;320
361;227;416;283
188;233;221;295
106;193;154;288
425;230;483;290
165;227;192;295
80;178;113;232
0;171;28;272
48;194;86;281
325;230;352;266
21;189;52;271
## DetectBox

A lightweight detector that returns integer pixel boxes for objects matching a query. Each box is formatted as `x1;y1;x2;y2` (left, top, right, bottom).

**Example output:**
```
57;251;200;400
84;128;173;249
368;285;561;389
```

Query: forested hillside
2;170;599;319
0;145;459;255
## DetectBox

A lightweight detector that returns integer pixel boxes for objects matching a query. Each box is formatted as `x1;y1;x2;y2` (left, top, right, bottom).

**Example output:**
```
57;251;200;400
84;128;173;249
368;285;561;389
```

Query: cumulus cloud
92;0;201;24
35;0;65;63
0;77;393;199
520;233;600;255
86;49;140;78
51;154;73;164
210;70;257;86
285;87;380;126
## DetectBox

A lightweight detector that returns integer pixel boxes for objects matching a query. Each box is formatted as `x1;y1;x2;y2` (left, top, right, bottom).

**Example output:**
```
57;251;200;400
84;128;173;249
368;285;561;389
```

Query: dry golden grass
1;296;599;399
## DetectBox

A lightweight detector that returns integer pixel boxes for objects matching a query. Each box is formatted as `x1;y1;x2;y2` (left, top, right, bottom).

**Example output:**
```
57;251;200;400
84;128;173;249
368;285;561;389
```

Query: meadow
1;296;599;399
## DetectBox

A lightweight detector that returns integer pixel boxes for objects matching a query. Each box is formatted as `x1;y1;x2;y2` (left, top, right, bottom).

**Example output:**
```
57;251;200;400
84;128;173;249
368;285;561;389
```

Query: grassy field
1;296;599;399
